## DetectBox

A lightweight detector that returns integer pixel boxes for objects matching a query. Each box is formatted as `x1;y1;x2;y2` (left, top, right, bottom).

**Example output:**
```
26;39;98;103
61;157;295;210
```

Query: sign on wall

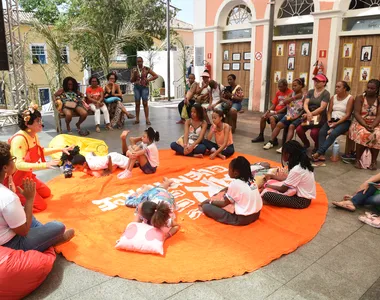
195;47;204;66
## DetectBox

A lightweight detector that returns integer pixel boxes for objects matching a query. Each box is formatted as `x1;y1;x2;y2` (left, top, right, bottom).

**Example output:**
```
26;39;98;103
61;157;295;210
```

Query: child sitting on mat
199;156;263;226
133;178;180;239
71;152;129;177
262;140;316;209
118;127;160;179
202;110;234;160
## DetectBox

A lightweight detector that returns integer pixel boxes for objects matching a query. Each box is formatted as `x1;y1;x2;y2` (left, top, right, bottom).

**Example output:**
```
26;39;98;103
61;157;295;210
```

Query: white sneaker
276;147;282;154
263;142;274;150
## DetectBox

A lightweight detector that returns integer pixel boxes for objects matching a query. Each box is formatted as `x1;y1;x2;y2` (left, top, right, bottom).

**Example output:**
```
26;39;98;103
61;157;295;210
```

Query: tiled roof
18;11;37;24
170;18;193;30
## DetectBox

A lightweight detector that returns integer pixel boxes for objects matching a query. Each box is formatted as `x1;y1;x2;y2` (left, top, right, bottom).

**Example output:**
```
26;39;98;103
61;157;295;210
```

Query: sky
171;0;194;24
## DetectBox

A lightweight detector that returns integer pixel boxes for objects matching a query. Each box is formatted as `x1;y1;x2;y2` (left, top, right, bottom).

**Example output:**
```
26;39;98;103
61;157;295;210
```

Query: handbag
82;100;90;110
181;105;189;119
176;136;184;147
64;101;77;109
301;115;321;126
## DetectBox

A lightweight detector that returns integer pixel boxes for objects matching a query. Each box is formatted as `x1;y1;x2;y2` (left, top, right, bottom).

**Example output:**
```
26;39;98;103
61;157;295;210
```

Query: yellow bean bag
49;134;108;160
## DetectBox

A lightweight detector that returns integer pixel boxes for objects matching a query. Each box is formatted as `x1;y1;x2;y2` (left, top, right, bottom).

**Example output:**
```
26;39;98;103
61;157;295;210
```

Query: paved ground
1;101;380;300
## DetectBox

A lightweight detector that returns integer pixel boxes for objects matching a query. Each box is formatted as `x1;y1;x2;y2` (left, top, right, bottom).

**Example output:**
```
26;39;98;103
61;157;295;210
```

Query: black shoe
251;135;264;143
273;138;279;147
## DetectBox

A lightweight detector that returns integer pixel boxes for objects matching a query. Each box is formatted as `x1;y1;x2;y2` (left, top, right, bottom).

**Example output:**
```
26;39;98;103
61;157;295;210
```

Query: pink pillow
261;179;297;197
115;222;165;255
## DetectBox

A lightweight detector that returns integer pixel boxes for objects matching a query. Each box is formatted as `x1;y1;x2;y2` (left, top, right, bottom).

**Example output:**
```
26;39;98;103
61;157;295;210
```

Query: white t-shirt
0;184;26;245
226;179;263;216
85;152;129;171
284;164;316;199
211;84;224;105
143;143;159;167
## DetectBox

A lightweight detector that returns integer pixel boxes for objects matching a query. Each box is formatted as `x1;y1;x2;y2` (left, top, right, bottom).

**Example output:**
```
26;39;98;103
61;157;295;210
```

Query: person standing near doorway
131;57;158;125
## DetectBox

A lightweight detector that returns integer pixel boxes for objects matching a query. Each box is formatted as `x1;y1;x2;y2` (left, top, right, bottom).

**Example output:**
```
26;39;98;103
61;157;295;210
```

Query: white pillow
115;222;165;255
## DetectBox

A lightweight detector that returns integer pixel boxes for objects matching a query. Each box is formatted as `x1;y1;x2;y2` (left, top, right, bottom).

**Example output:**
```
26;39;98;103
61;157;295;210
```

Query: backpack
360;149;372;169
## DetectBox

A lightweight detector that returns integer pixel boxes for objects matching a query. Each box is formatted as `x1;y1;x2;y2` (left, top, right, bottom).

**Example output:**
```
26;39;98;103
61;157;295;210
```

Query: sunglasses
9;156;16;162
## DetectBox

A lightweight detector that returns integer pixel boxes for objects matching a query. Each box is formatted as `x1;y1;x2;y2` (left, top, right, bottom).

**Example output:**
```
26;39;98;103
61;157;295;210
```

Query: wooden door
337;36;380;97
221;42;251;97
270;39;312;101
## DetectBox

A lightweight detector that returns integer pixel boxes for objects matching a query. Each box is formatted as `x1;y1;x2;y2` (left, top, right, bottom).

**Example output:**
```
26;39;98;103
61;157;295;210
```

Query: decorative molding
220;38;251;44
273;34;313;41
339;29;380;36
249;19;270;26
311;9;344;19
193;26;223;33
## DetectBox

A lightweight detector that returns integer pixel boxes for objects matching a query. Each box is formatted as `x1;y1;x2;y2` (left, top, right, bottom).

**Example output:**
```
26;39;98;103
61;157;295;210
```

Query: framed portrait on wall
300;72;308;86
360;66;371;82
243;52;251;60
287;57;295;70
342;43;353;58
342;67;353;82
223;63;230;71
276;44;284;57
243;63;250;70
361;46;372;62
287;72;294;84
232;63;240;70
301;42;310;56
274;71;281;83
288;42;296;56
232;53;241;61
223;50;229;61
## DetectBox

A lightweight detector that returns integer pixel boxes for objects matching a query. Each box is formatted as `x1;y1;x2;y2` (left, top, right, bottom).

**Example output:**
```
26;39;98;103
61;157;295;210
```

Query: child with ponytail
118;127;160;179
262;140;316;209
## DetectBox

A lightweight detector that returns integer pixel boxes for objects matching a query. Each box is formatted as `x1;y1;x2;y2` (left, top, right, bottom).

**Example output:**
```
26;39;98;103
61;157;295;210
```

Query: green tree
19;0;66;24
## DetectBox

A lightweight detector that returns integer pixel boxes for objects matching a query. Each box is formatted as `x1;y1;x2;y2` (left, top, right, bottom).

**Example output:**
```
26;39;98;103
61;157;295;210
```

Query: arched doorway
270;0;315;99
219;2;253;98
336;0;380;96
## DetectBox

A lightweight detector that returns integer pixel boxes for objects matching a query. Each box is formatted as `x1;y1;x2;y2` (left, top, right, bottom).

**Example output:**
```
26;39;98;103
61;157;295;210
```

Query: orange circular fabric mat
37;150;328;283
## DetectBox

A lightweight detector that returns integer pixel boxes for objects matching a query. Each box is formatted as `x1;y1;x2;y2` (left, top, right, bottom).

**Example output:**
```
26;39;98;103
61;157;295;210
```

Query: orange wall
317;18;332;74
177;30;194;46
320;1;334;11
251;0;266;19
205;31;214;73
206;0;223;27
252;25;264;111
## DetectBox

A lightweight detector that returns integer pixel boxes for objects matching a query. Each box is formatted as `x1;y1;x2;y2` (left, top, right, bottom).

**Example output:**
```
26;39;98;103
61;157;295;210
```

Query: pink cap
312;74;328;82
201;71;210;78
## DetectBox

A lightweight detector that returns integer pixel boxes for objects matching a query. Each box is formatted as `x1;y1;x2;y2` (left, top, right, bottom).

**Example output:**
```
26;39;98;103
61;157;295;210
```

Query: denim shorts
231;102;242;111
279;116;303;127
140;160;157;174
267;113;286;124
134;85;149;102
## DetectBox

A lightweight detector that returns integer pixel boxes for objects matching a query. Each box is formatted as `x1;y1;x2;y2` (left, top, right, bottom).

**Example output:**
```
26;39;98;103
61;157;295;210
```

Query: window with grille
61;46;69;64
278;0;314;18
226;5;252;25
38;88;50;105
31;44;47;64
349;0;380;9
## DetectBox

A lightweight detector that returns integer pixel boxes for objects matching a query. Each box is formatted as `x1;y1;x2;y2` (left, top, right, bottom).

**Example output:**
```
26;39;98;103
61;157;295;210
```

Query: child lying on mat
199;156;263;226
71;152;129;177
131;178;180;239
118;127;160;179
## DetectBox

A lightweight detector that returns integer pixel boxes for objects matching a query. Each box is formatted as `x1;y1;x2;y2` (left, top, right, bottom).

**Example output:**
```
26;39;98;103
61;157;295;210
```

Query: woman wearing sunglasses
4;104;74;212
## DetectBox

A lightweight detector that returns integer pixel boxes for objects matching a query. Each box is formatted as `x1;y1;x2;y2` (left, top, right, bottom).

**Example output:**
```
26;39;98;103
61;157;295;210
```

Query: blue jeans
317;120;351;155
2;216;66;252
202;139;235;158
134;85;149;102
351;184;380;207
231;102;242;111
170;141;207;156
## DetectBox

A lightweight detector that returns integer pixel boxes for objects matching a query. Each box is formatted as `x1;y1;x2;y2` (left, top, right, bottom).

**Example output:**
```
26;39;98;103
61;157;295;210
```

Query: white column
193;0;206;81
326;15;343;93
213;28;223;85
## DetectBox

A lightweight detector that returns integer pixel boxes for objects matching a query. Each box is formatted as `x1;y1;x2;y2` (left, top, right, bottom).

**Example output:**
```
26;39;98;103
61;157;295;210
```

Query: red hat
312;74;328;82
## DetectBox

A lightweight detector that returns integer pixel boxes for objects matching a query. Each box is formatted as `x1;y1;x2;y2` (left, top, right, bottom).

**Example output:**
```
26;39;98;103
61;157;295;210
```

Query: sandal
354;160;363;169
369;162;378;171
134;121;140;125
332;200;356;212
95;126;100;133
127;114;135;119
359;214;380;228
77;129;90;137
311;154;320;162
146;121;152;126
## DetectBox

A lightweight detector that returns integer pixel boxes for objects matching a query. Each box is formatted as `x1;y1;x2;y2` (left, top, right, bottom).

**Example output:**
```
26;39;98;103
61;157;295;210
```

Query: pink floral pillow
115;222;165;255
261;179;297;197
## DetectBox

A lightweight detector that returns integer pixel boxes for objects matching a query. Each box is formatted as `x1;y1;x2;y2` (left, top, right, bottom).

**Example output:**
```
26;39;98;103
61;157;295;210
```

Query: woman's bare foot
162;177;174;189
75;122;81;131
369;162;378;171
55;229;75;247
217;154;226;160
106;124;113;131
95;125;100;133
66;124;72;133
194;154;203;158
332;200;356;212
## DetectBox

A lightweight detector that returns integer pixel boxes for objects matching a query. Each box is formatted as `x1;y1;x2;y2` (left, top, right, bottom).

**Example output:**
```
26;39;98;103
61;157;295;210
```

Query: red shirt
272;88;293;112
86;86;103;103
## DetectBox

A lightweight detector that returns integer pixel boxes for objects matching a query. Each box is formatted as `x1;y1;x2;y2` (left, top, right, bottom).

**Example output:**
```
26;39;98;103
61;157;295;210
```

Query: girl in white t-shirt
118;127;160;179
262;140;316;209
199;156;263;226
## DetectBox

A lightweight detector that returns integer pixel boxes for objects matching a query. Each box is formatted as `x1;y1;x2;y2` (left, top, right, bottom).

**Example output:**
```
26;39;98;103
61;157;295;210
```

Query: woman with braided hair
262;140;316;209
4;104;74;212
349;79;380;170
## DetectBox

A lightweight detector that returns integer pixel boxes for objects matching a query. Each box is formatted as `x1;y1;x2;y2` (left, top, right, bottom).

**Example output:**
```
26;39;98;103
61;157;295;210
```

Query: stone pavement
1;101;380;300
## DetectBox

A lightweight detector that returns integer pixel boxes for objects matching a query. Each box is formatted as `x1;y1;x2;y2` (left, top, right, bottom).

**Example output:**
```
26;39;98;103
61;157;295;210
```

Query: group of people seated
252;75;380;170
177;71;244;133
